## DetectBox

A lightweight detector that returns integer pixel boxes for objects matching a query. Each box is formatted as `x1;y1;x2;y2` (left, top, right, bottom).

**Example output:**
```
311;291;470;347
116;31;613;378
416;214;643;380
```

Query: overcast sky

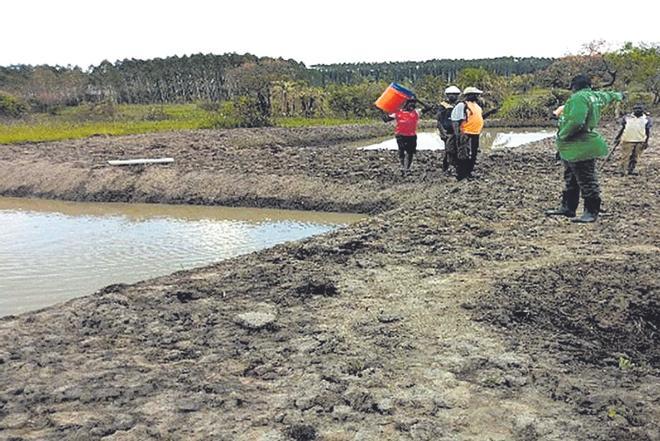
3;0;658;68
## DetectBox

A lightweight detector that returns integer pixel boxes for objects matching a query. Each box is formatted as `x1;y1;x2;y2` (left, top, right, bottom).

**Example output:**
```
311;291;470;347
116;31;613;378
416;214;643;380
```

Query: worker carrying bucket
377;83;433;176
375;83;416;113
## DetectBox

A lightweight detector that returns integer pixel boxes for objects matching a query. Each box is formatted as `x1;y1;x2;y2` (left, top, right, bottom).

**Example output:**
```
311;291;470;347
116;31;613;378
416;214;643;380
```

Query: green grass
0;104;220;144
0;103;376;144
0;120;203;144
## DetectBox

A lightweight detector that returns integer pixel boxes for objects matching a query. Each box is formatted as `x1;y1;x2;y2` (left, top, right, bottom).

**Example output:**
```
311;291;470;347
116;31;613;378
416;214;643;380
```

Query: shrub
27;98;61;115
622;92;655;109
75;100;117;120
500;96;548;119
199;101;241;129
500;89;565;120
327;82;386;119
232;96;271;127
0;92;28;118
142;106;169;121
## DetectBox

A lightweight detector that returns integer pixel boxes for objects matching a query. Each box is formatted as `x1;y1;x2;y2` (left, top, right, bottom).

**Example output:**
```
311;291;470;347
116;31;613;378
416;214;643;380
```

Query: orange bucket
374;83;414;113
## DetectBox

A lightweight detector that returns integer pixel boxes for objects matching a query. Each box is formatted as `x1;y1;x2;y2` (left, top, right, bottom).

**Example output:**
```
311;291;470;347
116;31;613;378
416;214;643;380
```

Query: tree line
311;57;554;85
0;54;308;109
1;42;658;125
0;54;552;110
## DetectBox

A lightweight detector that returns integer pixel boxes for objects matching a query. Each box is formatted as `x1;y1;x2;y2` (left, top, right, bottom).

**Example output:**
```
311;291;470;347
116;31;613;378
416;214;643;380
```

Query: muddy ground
0;123;658;440
0;124;401;213
0;121;549;214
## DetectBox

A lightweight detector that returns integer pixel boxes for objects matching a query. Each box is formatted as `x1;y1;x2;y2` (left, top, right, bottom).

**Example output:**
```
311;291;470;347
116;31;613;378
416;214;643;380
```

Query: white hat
463;86;483;95
444;85;461;95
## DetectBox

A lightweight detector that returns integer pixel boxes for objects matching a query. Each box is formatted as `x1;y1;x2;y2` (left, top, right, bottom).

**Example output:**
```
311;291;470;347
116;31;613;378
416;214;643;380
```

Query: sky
3;0;659;68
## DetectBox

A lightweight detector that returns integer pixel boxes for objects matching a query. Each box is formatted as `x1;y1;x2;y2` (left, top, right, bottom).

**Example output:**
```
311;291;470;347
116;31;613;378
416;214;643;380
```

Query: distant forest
312;57;554;84
0;54;553;106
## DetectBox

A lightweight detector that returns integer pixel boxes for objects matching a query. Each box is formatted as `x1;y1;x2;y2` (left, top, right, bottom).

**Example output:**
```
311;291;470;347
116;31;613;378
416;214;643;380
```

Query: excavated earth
0;123;658;441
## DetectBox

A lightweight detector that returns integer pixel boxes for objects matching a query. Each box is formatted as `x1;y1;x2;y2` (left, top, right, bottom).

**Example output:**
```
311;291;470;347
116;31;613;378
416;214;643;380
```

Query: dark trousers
467;134;480;174
563;159;600;200
439;130;450;171
452;134;479;180
396;135;417;169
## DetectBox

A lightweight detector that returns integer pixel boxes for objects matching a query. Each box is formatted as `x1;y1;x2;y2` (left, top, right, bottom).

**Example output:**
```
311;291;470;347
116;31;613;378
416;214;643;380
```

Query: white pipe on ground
108;158;174;166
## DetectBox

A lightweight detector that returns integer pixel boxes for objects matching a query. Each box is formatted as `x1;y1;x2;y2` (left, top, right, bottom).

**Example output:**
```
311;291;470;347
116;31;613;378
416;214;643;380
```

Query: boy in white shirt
614;104;653;175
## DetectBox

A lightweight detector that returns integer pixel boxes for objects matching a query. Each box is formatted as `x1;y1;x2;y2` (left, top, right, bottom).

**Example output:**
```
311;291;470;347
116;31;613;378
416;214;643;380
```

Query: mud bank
0;123;555;214
0;125;401;214
0;124;658;440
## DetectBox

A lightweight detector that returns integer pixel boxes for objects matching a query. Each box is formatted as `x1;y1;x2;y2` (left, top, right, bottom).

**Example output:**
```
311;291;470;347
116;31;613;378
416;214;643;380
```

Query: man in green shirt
546;75;623;223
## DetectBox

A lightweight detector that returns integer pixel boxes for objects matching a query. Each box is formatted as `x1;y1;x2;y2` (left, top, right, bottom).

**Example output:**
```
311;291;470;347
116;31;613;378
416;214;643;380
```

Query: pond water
0;198;363;317
359;127;555;151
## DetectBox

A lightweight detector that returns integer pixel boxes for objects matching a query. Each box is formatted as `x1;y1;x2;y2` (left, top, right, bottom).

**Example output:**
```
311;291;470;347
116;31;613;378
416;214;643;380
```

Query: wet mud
0;124;658;440
0;125;402;214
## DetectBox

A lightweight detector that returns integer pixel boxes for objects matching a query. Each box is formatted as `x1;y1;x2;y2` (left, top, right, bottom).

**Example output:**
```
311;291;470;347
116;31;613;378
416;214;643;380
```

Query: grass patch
0;104;378;144
0;120;203;144
1;103;227;144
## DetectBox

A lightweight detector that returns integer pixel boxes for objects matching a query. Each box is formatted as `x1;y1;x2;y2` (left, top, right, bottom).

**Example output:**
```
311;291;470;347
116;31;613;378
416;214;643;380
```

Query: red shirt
394;109;420;136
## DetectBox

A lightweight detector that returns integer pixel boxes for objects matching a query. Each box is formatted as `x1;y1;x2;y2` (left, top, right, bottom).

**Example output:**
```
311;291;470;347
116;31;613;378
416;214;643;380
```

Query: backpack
437;102;455;132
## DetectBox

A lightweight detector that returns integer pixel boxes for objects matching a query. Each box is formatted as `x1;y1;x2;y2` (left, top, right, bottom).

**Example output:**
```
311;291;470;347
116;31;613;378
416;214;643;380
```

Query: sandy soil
0;124;658;440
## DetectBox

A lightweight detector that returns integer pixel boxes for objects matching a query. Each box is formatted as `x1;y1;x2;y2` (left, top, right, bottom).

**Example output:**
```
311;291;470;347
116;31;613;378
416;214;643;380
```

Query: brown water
0;198;363;317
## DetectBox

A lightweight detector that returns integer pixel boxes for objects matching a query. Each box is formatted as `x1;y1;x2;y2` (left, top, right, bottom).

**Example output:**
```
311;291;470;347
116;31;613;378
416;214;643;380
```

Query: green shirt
556;89;623;162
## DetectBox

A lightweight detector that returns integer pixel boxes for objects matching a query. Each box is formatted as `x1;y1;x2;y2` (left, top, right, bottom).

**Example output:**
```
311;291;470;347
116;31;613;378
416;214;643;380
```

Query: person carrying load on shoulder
449;87;498;180
382;97;433;176
613;103;652;176
546;74;623;223
436;85;461;173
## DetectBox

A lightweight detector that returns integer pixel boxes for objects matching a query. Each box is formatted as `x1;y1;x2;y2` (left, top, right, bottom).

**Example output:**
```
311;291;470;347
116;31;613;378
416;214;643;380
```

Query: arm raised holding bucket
374;83;425;177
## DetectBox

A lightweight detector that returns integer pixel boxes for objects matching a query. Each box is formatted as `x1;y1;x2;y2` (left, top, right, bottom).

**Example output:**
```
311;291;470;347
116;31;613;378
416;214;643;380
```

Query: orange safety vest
461;101;484;135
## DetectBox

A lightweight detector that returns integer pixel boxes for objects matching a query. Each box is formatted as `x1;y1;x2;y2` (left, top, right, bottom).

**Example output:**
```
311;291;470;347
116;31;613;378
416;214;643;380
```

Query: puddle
359;127;554;151
0;198;363;316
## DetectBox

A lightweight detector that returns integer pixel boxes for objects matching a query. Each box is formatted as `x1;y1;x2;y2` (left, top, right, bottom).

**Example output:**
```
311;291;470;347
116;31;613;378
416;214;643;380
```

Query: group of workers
382;74;652;223
382;85;497;179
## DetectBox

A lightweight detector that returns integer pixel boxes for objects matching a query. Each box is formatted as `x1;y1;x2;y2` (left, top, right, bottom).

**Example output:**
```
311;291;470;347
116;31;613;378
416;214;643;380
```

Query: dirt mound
475;252;660;367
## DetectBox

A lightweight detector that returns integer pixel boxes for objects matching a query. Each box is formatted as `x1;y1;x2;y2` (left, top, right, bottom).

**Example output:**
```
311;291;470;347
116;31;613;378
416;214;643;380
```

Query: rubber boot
572;197;601;223
455;159;470;181
545;191;578;217
467;157;477;178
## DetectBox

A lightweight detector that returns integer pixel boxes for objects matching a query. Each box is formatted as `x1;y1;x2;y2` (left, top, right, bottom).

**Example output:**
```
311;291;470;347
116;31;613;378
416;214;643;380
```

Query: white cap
463;86;483;95
444;85;461;95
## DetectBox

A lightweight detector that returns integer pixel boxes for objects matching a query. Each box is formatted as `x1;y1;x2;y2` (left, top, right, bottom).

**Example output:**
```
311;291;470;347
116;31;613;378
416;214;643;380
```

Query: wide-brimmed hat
463;87;483;95
444;85;461;95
